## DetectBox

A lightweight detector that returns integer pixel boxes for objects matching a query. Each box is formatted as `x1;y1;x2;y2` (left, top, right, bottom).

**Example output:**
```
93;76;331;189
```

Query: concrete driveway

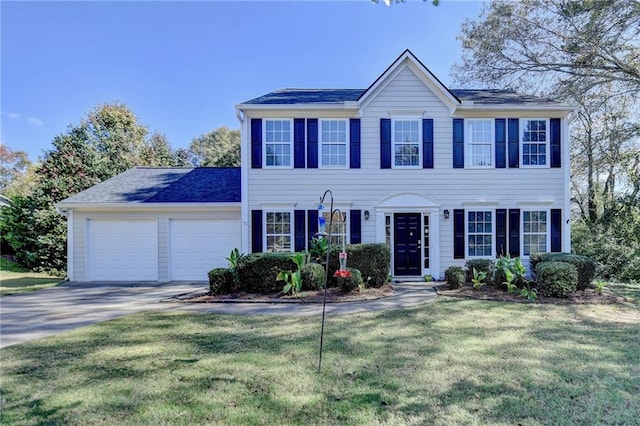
0;281;437;349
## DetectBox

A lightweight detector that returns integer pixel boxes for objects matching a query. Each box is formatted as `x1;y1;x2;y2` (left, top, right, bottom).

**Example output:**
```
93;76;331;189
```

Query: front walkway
0;281;436;349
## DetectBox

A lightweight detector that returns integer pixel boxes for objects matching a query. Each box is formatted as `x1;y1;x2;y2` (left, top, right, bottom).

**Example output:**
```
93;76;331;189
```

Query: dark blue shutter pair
250;209;308;253
381;118;433;168
455;208;518;259
253;118;307;169
290;118;362;169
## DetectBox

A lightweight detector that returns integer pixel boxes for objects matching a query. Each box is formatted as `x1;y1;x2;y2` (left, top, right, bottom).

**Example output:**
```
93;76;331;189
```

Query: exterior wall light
364;210;370;220
444;209;450;220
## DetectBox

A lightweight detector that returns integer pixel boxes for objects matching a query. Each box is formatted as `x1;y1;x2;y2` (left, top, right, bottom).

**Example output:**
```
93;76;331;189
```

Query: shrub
327;243;390;288
530;252;595;290
445;266;465;289
535;261;578;298
300;262;326;291
465;259;494;283
335;268;363;293
494;255;526;289
236;253;296;293
208;268;235;295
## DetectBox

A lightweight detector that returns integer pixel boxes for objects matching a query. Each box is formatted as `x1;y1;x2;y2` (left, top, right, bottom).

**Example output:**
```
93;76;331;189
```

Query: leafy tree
0;145;31;192
188;127;240;167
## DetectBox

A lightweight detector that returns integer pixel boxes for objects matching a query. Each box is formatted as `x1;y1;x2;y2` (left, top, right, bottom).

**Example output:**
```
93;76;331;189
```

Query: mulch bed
435;284;627;305
185;283;395;304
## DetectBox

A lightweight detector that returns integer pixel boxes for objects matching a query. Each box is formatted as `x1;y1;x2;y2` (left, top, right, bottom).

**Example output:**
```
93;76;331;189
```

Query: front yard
0;258;63;296
1;282;638;425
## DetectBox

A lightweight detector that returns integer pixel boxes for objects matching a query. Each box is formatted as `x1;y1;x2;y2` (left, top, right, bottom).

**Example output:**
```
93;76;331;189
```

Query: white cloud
28;117;45;127
8;112;21;119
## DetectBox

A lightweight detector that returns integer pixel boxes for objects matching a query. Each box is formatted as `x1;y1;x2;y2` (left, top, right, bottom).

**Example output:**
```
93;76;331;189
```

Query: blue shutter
508;118;519;168
496;209;507;256
350;118;361;169
251;119;262;169
550;118;561;168
508;209;520;257
422;118;434;169
380;118;391;169
251;209;263;253
294;118;305;168
307;119;318;168
350;210;361;244
308;209;318;247
454;209;465;259
495;119;506;168
453;118;464;168
551;209;562;252
294;209;306;251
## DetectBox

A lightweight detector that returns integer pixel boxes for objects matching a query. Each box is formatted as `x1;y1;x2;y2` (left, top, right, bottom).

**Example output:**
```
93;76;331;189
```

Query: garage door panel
88;219;158;281
170;219;240;281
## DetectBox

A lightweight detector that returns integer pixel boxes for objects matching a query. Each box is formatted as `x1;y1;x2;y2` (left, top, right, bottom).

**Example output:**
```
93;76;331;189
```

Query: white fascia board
454;104;580;113
56;202;241;212
236;103;360;112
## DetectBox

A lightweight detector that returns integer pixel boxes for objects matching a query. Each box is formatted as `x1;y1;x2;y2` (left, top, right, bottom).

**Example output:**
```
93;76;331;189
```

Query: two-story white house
58;50;576;282
236;49;576;280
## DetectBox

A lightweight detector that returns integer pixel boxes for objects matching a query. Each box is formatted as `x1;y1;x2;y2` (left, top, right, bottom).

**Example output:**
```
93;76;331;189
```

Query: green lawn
0;259;63;296
1;283;638;425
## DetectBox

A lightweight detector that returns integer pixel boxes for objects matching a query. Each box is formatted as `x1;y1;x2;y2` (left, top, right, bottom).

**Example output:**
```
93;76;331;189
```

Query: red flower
333;269;351;278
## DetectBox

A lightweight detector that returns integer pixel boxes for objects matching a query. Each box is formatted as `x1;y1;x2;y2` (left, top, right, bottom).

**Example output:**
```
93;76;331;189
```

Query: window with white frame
467;119;493;167
265;211;292;252
468;210;493;257
264;119;292;167
323;210;348;246
521;119;548;166
320;119;348;168
523;210;548;255
393;119;420;167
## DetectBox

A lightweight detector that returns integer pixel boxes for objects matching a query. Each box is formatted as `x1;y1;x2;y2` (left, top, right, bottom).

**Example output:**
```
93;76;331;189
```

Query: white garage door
87;219;158;281
169;219;241;281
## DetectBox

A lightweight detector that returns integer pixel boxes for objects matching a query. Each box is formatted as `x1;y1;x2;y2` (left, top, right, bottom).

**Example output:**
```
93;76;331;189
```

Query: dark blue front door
394;213;421;276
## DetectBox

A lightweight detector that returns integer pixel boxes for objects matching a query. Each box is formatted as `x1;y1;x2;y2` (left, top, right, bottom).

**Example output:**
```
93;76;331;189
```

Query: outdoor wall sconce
364;210;370;220
444;209;450;220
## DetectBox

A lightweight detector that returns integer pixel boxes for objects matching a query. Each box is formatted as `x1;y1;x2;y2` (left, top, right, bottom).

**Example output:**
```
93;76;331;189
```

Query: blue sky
1;0;484;162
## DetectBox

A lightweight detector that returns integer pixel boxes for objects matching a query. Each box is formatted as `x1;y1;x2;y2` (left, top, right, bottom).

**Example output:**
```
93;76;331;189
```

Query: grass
1;282;638;425
0;258;63;296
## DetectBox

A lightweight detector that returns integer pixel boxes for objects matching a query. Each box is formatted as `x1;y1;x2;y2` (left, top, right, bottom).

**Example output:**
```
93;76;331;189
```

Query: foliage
471;267;487;290
334;267;363;293
465;258;494;283
494;255;526;289
0;145;31;192
188;127;240;167
594;279;606;295
535;261;579;298
235;253;296;294
445;266;465;289
327;243;390;288
519;280;538;302
423;274;432;282
208;268;235;295
300;262;325;291
530;252;595;290
620;254;640;283
309;236;328;264
225;248;247;285
277;253;307;295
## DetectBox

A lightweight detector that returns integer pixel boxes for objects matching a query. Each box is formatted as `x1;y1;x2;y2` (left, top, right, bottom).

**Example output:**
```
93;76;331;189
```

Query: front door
394;213;421;276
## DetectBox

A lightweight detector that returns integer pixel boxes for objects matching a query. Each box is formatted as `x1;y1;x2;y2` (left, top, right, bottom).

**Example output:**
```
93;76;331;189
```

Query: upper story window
523;210;548;255
467;210;493;257
521;119;548;167
393;119;420;168
320;119;348;168
264;119;292;167
466;119;493;167
265;211;292;252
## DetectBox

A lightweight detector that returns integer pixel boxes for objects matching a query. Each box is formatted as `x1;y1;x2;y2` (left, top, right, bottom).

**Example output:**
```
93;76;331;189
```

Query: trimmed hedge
445;266;465;289
327;243;391;288
208;268;235;295
301;262;326;291
535;261;578;298
236;253;297;293
530;252;595;290
465;259;494;284
337;267;364;293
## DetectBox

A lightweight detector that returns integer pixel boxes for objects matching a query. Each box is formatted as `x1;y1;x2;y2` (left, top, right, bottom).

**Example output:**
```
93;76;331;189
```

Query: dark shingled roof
241;88;563;106
59;167;241;204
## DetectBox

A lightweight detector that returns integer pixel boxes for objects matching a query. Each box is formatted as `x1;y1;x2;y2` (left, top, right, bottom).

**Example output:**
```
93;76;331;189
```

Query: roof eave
454;104;580;112
236;103;360;111
55;202;242;212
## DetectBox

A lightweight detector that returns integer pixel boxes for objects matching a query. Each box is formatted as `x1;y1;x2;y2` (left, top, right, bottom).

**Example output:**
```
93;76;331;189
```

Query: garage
169;219;241;281
87;219;158;281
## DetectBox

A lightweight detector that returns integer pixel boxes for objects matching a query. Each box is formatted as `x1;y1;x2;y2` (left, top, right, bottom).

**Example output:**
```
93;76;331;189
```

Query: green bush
465;259;494;283
300;262;326;290
530;252;595;290
208;268;235;295
236;253;296;293
493;255;527;289
445;266;465;289
620;255;640;283
535;261;578;298
335;267;363;293
327;243;390;288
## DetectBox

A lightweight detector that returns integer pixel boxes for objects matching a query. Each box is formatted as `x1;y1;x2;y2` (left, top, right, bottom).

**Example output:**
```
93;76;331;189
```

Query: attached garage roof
58;167;241;205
